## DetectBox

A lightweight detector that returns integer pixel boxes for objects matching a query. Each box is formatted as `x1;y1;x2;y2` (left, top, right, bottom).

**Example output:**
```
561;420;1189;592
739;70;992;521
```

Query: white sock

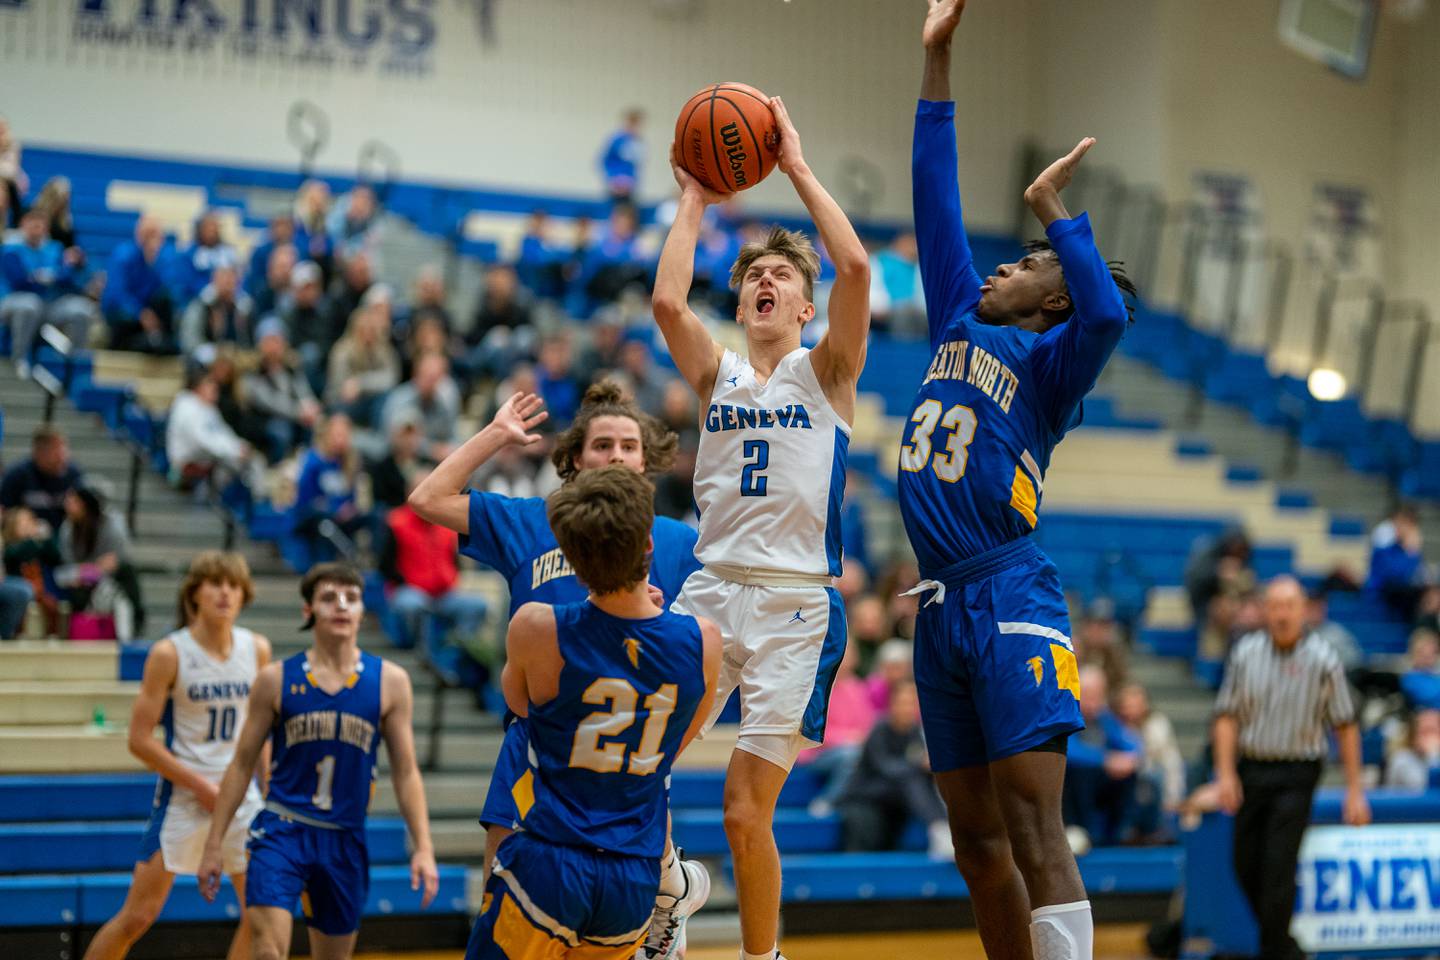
657;846;685;899
1030;900;1093;960
740;949;776;960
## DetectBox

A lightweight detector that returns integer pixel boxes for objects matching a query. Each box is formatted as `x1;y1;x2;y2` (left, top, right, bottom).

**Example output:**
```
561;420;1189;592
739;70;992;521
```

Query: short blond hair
730;226;822;301
176;551;255;626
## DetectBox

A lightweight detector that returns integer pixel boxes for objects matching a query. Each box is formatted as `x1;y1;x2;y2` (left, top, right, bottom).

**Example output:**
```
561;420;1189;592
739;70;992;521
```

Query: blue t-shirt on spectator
537;368;580;425
174;241;240;303
1367;520;1422;593
599;129;643;192
1067;709;1141;768
1;240;85;301
292;449;355;525
1402;671;1440;710
101;240;169;320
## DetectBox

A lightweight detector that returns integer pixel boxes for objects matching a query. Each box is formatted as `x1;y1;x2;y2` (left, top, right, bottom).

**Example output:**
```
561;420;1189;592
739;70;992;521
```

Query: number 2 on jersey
569;678;677;776
900;399;978;482
740;439;769;496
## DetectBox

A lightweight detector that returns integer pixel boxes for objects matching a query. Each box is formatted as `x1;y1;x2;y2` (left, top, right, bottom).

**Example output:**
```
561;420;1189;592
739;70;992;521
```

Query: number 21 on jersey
901;399;978;482
569;678;677;776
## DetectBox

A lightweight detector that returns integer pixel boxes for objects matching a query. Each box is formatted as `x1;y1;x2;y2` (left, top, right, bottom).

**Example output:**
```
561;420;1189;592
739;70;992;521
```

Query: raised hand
670;141;732;206
769;96;806;175
491;392;548;446
1026;137;1095;201
924;0;966;48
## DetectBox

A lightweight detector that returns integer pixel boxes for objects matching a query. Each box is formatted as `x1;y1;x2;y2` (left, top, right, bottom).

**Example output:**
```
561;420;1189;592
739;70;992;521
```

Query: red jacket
385;505;459;598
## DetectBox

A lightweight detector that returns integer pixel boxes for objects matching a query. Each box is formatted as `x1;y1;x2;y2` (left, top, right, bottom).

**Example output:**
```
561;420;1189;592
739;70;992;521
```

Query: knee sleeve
1030;900;1093;960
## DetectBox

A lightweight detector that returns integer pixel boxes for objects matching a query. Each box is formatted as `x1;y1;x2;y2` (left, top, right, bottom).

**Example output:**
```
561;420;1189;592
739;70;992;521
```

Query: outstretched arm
771;98;869;413
408;391;547;533
382;663;440;908
1025;140;1130;432
914;0;983;349
198;663;280;901
653;150;727;400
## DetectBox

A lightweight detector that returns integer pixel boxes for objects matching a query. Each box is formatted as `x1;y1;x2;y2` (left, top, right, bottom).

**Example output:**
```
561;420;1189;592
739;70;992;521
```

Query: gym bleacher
1;136;1436;957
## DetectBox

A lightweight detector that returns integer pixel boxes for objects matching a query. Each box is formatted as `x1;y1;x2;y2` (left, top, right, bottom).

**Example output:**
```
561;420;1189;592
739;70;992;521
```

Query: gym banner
1291;823;1440;954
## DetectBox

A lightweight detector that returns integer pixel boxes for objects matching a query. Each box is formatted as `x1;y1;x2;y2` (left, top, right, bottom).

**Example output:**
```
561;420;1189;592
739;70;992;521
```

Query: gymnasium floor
357;924;1151;959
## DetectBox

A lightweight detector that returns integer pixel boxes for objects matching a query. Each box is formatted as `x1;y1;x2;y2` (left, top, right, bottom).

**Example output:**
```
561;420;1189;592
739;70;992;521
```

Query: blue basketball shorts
245;809;370;936
464;831;658;960
480;717;530;830
913;546;1084;772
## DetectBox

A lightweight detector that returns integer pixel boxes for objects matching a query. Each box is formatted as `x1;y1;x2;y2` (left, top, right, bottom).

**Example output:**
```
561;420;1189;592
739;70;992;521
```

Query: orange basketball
674;82;779;194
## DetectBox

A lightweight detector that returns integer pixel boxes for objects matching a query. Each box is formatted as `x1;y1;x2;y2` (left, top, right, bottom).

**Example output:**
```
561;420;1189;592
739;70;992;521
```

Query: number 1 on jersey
741;439;769;496
313;755;336;811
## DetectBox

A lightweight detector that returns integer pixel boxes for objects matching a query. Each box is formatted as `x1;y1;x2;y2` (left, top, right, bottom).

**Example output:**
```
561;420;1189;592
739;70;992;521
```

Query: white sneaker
638;853;712;960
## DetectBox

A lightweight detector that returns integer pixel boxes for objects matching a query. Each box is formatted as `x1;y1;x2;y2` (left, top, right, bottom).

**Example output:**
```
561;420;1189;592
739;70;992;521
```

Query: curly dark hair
550;380;679;483
1022;238;1139;325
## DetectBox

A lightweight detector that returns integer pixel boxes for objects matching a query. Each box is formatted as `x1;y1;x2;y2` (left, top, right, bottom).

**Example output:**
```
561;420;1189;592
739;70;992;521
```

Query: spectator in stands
800;642;877;818
1;209;98;370
244;317;321;463
2;506;60;636
327;184;380;265
245;215;295;302
515;209;567;299
0;426;81;533
326;250;375;335
1385;708;1440;791
652;380;698;521
29;176;76;248
250;242;296;320
866;638;914;712
868;231;925;337
325;303;401;427
1401;628;1440;710
380;352;460;463
165;368;258;491
175;211;240;303
378;470;488;662
1306;589;1363;669
536;332;582;425
1115;682;1186;830
598;108;645;203
837;679;951;858
57;484;143;641
179;265;252;355
401;314;452;382
0;568;33;639
102;215;176;354
466;263;535;379
277;259;333;394
397;265;454;343
576;202;647;311
369;418;425;510
1064;664;1144;847
293;179;335;279
848;593;890;675
292;413;373;553
0;116;26;228
617;334;671;413
1185;527;1255;662
1368;504;1431;621
207;349;269;462
1076;598;1129;690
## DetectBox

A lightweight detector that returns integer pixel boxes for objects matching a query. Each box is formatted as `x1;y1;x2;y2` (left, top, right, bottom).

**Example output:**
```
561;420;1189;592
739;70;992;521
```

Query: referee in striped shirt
1214;575;1371;960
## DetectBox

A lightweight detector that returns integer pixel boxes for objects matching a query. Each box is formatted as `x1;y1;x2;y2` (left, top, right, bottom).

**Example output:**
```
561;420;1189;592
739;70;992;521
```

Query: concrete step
0;643;118;681
0;682;138;725
0;725;148;772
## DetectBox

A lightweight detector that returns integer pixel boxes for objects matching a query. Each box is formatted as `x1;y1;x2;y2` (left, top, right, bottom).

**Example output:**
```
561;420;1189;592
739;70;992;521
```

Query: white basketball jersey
692;347;850;576
166;626;259;781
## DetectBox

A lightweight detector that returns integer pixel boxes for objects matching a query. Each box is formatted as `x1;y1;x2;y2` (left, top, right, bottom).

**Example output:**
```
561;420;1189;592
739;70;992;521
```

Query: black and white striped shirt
1215;630;1356;761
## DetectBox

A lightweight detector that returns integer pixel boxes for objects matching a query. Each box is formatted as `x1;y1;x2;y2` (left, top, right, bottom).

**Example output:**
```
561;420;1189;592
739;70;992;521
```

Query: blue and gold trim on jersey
1002;621;1080;701
489;861;649;956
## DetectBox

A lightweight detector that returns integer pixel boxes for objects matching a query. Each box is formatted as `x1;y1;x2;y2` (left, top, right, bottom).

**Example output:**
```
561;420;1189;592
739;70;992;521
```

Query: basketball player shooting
654;97;871;960
901;3;1138;959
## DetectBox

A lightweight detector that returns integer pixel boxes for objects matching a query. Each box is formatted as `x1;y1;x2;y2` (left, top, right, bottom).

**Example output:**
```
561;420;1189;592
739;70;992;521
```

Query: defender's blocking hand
1026;137;1096;202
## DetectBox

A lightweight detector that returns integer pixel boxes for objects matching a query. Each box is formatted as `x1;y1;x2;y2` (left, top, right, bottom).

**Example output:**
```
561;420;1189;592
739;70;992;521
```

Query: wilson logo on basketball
720;121;749;186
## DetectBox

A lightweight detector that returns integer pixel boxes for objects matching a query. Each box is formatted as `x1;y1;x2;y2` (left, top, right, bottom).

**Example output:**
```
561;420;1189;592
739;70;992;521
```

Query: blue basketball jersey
518;602;706;858
900;100;1129;574
459;492;700;615
266;651;383;832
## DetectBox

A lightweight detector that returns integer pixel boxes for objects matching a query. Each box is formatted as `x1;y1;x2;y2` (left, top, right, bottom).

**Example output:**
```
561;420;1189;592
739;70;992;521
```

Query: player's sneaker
637;852;711;960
